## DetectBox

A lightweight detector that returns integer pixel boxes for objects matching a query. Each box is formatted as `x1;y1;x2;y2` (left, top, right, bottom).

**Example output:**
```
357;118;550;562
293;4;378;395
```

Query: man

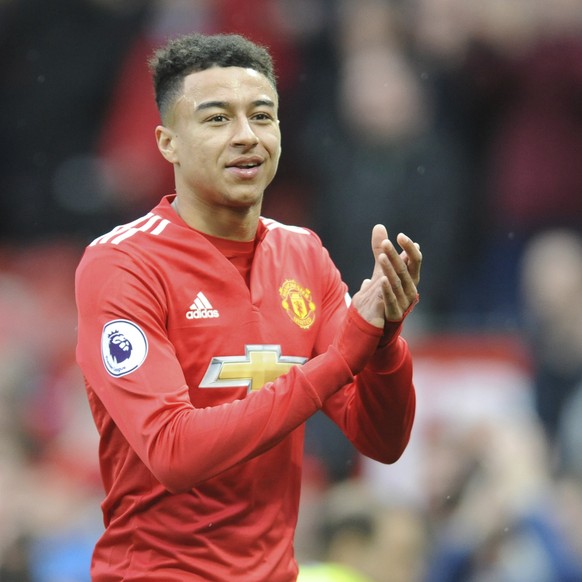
75;33;422;581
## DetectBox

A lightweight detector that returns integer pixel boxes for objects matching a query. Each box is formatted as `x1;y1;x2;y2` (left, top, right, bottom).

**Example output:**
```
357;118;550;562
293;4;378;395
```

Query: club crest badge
101;320;148;377
279;279;316;330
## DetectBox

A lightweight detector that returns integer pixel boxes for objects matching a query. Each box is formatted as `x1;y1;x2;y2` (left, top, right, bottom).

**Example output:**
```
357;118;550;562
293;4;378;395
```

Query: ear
155;125;179;164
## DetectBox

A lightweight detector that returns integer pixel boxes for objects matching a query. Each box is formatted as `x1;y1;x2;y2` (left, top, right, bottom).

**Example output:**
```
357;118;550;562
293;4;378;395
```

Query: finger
396;233;421;261
371;224;389;257
383;239;416;297
378;263;414;321
370;224;389;278
396;233;422;286
380;274;402;319
373;259;409;326
360;278;372;292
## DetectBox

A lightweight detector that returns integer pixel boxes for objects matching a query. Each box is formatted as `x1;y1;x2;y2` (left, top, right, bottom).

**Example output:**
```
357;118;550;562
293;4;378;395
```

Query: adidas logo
186;291;220;320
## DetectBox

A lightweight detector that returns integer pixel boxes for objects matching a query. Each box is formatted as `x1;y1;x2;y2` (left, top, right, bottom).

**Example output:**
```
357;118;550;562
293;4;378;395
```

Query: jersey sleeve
312;244;416;464
75;247;359;493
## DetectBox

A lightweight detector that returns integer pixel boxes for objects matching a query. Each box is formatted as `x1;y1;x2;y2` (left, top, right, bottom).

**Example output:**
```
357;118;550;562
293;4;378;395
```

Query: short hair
148;33;277;121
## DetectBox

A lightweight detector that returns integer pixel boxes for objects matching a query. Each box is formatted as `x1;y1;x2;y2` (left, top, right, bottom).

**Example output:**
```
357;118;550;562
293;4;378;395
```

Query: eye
207;114;229;123
252;112;275;122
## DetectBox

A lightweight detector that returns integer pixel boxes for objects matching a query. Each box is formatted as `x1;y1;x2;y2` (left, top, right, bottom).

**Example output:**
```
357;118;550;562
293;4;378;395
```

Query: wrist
333;304;383;375
380;293;419;347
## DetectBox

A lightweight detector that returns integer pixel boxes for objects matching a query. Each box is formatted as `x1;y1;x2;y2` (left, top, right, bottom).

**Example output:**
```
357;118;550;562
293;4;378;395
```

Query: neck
172;196;260;241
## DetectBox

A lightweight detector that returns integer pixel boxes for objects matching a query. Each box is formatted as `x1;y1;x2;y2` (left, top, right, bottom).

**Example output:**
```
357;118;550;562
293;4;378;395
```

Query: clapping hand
352;225;422;328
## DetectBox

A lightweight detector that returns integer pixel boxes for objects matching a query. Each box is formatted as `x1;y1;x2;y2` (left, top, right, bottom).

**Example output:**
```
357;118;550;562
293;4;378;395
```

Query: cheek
266;131;282;160
180;138;216;170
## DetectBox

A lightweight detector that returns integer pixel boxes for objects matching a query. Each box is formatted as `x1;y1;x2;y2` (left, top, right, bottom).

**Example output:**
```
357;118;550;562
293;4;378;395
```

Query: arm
321;225;422;462
75;249;381;493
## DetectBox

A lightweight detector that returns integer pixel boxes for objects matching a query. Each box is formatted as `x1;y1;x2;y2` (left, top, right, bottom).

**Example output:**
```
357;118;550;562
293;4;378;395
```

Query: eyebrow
195;99;276;112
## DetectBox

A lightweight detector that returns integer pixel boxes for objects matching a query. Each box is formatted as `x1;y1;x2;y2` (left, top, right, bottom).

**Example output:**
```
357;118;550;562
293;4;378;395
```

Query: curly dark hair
149;33;277;121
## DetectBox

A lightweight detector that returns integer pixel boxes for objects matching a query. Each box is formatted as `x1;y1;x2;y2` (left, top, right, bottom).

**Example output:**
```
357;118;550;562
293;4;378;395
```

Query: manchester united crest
279;279;316;330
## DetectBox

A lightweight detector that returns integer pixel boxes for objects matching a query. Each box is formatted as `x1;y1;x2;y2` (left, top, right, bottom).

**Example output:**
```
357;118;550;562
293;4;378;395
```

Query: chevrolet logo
199;345;307;393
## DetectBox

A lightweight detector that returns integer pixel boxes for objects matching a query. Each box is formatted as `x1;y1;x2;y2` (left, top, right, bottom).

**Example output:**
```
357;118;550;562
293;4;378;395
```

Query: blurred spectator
559;385;582;480
299;479;428;582
299;562;374;582
427;0;582;325
308;0;472;328
422;417;582;582
408;0;494;328
519;229;582;462
95;0;216;213
0;243;102;578
0;0;152;244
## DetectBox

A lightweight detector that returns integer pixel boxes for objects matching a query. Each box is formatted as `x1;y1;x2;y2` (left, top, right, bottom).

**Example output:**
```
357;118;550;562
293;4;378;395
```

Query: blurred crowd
1;0;582;580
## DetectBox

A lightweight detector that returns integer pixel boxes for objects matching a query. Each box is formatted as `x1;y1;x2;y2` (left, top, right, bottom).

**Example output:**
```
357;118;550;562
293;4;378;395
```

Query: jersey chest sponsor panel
166;272;321;407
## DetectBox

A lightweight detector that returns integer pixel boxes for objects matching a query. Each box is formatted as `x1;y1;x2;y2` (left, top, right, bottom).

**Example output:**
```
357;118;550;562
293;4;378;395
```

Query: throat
202;232;257;287
172;195;260;242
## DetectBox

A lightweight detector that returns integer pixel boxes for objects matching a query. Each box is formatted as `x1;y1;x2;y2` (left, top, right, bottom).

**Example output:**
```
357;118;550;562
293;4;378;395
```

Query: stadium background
1;0;582;580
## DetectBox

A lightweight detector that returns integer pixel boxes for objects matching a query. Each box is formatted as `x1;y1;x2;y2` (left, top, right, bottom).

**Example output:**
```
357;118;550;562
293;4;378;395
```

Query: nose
231;116;259;148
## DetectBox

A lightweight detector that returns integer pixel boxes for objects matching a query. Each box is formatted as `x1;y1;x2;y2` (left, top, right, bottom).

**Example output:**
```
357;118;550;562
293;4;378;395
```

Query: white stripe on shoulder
261;218;310;235
90;214;170;246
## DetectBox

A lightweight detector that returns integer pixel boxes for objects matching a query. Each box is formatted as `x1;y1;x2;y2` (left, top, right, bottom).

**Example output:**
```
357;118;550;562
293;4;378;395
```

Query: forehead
182;66;278;107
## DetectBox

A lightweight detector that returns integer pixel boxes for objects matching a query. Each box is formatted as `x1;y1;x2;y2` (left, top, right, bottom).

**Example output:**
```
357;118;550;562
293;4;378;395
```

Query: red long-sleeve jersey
75;195;415;581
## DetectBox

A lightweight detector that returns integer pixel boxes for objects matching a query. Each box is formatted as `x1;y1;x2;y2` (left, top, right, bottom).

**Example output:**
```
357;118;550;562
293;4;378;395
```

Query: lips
226;157;264;179
226;156;264;169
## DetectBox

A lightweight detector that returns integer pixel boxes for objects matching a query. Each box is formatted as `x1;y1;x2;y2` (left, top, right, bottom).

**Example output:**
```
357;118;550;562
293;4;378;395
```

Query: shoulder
261;217;314;237
76;208;179;289
260;217;323;249
85;196;179;253
87;211;172;250
259;217;339;277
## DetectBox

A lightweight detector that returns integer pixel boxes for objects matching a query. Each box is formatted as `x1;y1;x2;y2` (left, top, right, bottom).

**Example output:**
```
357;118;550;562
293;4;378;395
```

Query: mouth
227;157;263;169
226;158;264;179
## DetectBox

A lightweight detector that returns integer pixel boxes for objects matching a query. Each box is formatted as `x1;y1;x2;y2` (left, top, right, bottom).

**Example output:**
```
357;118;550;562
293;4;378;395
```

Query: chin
225;190;264;208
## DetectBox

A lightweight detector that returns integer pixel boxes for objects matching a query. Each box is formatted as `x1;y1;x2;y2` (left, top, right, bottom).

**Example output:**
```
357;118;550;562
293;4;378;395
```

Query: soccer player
75;33;422;581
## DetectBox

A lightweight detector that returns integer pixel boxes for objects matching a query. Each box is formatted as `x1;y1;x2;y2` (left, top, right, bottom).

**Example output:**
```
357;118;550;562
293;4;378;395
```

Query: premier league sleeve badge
101;319;148;377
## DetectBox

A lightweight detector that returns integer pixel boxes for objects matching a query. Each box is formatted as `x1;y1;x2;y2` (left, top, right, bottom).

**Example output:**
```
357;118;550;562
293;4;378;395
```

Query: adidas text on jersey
186;291;220;320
